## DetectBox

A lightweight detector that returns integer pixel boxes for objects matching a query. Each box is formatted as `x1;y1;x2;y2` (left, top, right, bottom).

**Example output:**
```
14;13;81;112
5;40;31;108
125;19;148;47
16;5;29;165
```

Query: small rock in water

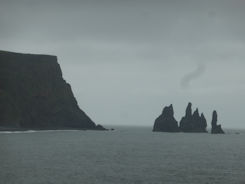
153;104;179;132
211;111;225;134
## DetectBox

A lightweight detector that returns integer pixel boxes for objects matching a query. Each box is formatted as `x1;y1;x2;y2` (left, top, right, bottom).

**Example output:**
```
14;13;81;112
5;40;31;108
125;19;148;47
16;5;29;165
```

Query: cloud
181;63;206;89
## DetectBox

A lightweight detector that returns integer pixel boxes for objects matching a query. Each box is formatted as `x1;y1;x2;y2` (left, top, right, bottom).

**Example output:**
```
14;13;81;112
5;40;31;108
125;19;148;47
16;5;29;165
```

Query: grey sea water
0;126;245;184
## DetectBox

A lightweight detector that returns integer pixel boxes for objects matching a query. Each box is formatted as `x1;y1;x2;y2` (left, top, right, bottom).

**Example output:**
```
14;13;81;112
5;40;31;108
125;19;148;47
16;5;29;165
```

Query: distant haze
1;0;245;128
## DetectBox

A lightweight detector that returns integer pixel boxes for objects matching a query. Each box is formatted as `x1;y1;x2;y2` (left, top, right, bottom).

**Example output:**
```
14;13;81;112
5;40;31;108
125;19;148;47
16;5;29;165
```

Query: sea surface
0;126;245;184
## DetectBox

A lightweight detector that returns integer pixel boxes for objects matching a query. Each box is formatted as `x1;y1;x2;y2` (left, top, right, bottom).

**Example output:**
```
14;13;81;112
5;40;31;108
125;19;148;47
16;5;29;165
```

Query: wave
0;129;81;134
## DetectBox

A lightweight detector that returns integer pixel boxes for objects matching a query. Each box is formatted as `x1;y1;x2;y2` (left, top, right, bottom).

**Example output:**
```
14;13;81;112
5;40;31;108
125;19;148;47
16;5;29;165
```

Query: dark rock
179;103;207;132
95;124;108;130
153;104;179;132
186;102;192;118
200;113;208;131
0;50;105;130
211;110;224;134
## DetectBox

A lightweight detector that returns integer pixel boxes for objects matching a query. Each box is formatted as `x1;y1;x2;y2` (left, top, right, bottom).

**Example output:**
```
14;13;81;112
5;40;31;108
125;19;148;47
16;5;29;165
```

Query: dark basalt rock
211;110;224;134
153;104;179;132
179;103;207;132
0;50;106;130
95;124;108;130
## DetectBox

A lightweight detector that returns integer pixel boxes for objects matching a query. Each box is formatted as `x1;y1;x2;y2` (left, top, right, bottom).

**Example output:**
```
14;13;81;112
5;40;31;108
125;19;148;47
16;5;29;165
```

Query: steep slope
153;104;179;132
211;110;225;134
179;103;207;133
0;50;105;130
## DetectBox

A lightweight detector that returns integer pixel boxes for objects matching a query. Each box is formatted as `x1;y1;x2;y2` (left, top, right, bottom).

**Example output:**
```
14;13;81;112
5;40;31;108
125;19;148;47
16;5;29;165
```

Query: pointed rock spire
200;113;207;129
211;111;224;134
179;103;207;132
193;108;200;120
153;104;179;132
186;102;192;117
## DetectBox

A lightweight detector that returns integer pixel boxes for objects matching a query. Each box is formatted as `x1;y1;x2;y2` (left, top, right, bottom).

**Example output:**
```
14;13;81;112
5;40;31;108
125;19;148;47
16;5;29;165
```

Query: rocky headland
0;50;106;131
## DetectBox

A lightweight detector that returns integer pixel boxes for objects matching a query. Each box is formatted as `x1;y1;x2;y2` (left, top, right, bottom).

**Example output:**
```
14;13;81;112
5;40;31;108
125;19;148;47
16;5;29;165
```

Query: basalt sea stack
153;104;179;132
179;103;207;132
211;110;225;134
0;50;106;130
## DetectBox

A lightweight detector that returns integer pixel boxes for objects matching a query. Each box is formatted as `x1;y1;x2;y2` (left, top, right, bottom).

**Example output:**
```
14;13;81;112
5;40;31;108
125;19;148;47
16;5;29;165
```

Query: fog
1;0;245;128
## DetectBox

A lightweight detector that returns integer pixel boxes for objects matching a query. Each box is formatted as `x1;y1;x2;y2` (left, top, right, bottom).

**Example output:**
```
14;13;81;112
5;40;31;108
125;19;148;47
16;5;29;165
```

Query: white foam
0;129;81;134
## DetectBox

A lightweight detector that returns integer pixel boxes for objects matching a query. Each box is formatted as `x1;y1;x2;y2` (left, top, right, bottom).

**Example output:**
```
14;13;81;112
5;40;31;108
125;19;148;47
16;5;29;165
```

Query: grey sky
1;0;245;128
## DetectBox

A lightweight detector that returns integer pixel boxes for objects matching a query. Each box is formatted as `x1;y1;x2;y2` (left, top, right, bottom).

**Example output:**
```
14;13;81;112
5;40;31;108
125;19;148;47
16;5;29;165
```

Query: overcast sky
1;0;245;128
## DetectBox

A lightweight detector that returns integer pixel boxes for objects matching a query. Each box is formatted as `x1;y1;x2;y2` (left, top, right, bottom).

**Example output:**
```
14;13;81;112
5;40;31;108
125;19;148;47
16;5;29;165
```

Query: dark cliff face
211;111;224;134
179;103;207;133
153;104;179;132
0;50;105;130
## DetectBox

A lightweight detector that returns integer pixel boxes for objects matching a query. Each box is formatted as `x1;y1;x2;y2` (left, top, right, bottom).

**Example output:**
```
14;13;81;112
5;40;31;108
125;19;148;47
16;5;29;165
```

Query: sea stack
0;50;106;130
211;111;224;134
153;104;179;132
179;103;207;132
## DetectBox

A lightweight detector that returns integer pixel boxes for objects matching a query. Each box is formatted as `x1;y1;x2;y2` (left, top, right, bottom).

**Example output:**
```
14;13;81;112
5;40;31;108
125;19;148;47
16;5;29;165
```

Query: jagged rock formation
179;103;207;132
153;103;225;134
153;104;179;132
0;50;106;130
211;110;224;134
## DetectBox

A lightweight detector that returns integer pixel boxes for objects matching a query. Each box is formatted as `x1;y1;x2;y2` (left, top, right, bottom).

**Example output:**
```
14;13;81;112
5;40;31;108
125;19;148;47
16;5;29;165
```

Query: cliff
153;104;179;132
0;50;106;130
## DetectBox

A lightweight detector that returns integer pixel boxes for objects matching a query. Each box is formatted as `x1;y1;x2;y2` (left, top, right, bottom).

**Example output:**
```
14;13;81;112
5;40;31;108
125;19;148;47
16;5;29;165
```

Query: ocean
0;126;244;184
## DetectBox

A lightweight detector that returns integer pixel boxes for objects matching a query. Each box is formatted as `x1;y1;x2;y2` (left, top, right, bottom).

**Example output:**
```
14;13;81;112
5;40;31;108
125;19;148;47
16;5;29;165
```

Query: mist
0;0;245;128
